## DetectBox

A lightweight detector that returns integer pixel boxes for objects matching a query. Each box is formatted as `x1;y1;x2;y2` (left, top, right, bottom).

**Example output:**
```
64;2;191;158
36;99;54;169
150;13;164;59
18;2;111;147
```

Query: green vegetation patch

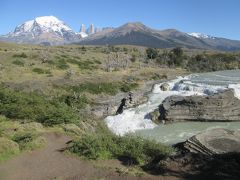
68;82;138;95
0;137;20;162
59;93;90;109
32;68;51;74
12;59;25;66
12;52;28;58
0;88;79;126
66;58;98;70
12;131;45;151
68;126;173;165
56;59;70;70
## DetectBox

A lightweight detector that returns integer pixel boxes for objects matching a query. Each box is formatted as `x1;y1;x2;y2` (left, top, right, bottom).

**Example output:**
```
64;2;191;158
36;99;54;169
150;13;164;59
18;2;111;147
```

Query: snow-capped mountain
188;32;215;39
1;17;240;50
1;16;80;45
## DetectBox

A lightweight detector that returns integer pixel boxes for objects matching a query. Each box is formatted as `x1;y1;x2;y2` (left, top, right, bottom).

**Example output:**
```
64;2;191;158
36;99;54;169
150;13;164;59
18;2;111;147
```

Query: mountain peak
35;15;60;23
34;16;70;30
123;22;144;26
121;22;147;30
115;22;152;35
6;15;79;45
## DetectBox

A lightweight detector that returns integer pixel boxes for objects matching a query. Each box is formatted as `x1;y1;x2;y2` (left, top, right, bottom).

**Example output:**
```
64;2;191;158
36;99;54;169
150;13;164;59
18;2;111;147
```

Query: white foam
105;109;157;136
105;73;240;136
228;84;240;99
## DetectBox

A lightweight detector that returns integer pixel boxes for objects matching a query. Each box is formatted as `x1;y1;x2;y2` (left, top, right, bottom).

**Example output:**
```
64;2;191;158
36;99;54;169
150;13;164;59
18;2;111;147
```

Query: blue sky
1;0;240;40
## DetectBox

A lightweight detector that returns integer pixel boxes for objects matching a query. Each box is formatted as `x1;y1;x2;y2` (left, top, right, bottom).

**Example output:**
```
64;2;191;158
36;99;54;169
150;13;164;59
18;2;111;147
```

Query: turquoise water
106;70;240;145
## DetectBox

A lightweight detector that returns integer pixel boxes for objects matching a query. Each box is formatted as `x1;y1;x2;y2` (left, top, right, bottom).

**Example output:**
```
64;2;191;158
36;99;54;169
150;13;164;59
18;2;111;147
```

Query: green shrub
32;68;51;74
120;82;138;92
69;129;173;165
60;94;90;109
146;48;158;59
32;68;45;74
12;60;24;66
69;82;138;95
12;131;45;151
94;60;102;64
47;60;55;65
12;52;28;58
66;58;99;70
56;59;69;70
12;132;35;150
0;88;79;126
71;82;120;95
0;137;20;162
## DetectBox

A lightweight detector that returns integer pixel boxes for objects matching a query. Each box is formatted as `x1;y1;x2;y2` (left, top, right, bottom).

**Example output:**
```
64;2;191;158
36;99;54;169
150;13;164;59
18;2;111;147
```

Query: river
105;70;240;145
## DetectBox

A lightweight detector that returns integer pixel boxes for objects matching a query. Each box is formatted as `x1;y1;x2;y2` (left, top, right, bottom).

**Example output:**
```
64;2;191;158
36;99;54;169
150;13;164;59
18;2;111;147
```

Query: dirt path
0;132;178;180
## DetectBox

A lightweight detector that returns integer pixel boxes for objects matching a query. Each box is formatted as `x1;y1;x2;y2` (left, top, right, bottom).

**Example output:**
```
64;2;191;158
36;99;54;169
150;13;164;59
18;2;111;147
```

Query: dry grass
0;42;187;96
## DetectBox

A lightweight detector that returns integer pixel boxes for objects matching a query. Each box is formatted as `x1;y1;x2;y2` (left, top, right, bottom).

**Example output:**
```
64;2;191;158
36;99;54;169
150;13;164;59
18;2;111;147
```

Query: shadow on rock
161;152;240;180
184;152;240;180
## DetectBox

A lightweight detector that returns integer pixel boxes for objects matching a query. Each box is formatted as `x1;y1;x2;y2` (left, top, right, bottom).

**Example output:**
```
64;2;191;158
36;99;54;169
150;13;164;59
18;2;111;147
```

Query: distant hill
78;22;240;51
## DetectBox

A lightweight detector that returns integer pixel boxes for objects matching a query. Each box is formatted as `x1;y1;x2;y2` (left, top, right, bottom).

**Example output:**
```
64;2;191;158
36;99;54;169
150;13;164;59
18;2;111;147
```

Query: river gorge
105;70;240;145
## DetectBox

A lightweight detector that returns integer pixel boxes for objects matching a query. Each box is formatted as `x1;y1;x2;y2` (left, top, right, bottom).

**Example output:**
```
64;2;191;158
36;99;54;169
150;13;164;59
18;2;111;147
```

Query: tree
169;47;184;67
171;47;183;58
146;48;158;60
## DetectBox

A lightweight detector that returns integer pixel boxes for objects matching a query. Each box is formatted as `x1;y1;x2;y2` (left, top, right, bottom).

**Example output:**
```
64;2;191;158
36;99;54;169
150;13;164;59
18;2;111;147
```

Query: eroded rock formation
183;128;240;155
159;89;240;122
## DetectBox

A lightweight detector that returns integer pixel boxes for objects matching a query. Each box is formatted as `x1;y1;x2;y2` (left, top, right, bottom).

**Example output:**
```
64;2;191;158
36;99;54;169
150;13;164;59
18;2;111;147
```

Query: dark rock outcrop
183;128;240;155
159;89;240;122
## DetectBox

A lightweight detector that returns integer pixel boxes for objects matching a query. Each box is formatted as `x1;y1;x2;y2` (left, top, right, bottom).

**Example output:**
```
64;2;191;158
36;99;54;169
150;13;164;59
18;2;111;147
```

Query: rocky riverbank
91;80;165;117
158;89;240;123
177;128;240;155
159;128;240;180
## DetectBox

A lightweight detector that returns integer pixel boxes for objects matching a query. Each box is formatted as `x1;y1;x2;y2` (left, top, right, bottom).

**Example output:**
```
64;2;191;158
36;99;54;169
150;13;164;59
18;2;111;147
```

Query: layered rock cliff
159;89;240;122
182;128;240;155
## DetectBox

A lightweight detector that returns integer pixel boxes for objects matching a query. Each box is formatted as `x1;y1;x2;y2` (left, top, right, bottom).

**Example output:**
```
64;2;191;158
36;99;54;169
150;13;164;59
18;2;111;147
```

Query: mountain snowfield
13;16;73;36
188;32;215;39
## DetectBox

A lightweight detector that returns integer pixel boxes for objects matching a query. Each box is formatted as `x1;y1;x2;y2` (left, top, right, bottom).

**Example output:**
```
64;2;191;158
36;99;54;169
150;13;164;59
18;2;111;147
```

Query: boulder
159;89;240;122
160;83;170;91
183;128;240;155
148;109;161;124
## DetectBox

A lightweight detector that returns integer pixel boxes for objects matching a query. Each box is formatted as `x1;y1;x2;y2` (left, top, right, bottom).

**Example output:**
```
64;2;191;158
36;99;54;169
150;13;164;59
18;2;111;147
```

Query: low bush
32;68;45;74
12;60;24;66
12;131;45;151
68;125;173;165
12;132;35;150
60;93;90;109
56;59;69;70
12;52;28;58
120;82;138;92
69;82;138;95
66;59;97;70
0;88;79;126
0;137;20;162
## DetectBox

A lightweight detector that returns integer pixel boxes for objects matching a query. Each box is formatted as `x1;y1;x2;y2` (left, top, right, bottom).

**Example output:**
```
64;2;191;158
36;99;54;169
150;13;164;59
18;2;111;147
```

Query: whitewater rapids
104;70;240;144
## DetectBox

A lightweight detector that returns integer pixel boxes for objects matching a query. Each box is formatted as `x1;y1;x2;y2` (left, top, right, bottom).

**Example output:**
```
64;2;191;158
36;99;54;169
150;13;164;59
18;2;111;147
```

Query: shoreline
93;73;190;118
